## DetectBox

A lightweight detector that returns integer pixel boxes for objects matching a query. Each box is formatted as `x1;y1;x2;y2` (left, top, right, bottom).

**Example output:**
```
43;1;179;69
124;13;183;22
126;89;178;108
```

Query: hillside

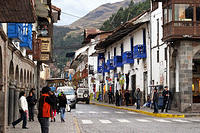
53;0;149;69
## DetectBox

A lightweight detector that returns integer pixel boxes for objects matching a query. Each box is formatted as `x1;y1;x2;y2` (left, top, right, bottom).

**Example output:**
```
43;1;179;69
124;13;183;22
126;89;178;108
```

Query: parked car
77;88;90;104
57;86;77;109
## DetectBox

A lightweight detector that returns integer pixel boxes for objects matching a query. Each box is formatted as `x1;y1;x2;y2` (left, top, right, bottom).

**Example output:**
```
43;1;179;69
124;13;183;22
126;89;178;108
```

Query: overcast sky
52;0;124;26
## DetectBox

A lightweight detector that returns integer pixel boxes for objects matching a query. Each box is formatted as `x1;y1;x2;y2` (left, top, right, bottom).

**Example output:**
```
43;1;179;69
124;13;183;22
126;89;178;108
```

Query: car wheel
83;92;88;98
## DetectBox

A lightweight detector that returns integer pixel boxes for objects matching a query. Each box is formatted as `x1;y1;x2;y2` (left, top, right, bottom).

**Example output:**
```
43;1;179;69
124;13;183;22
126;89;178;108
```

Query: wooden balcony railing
163;21;200;41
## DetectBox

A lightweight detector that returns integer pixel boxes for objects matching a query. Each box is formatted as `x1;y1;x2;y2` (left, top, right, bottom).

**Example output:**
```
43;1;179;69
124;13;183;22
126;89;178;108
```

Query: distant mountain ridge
53;0;145;69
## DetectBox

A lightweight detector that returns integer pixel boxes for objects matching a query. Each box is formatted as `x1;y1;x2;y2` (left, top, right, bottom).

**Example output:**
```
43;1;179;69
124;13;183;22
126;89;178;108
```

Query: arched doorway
24;69;26;87
20;69;23;86
8;61;15;124
192;51;200;103
27;70;29;88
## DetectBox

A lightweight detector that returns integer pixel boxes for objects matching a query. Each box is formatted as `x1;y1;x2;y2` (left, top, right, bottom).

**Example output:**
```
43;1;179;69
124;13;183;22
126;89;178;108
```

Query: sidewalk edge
90;102;185;118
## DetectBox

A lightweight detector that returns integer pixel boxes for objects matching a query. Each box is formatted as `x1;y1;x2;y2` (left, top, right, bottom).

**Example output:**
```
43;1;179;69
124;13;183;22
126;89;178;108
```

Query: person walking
161;86;171;113
134;88;142;109
124;90;130;106
153;88;159;113
38;86;54;133
58;92;67;122
115;90;120;106
12;91;28;129
50;92;57;122
26;91;37;121
108;90;113;104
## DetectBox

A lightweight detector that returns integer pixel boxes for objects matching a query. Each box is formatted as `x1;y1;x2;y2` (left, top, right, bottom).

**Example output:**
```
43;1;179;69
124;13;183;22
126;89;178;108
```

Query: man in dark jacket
58;92;67;122
38;86;54;133
134;88;142;109
161;86;171;113
124;90;130;106
153;88;159;113
115;90;120;106
27;91;37;121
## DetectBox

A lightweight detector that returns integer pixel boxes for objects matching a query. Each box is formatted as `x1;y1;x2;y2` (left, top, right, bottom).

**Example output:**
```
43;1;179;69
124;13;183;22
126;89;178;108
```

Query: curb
90;102;185;118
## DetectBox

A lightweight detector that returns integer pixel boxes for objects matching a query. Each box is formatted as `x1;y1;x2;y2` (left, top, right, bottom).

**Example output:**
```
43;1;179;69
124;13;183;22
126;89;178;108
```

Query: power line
61;11;105;24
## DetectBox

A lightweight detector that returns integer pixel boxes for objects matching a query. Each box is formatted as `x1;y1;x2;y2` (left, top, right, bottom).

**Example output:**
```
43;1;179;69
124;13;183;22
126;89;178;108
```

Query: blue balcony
97;66;103;73
122;51;134;64
20;24;33;50
114;56;123;67
133;45;146;59
103;62;109;73
7;23;23;42
107;59;115;70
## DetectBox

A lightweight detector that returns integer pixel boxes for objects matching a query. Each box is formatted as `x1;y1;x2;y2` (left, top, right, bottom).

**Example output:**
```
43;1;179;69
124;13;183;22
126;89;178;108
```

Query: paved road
8;103;200;133
73;103;200;133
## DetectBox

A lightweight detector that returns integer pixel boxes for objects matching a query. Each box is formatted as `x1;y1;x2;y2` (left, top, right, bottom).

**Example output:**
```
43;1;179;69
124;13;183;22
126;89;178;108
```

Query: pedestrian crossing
81;118;197;125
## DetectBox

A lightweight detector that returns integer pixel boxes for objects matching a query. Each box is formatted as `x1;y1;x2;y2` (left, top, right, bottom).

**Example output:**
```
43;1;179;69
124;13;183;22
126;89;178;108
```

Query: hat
164;86;168;88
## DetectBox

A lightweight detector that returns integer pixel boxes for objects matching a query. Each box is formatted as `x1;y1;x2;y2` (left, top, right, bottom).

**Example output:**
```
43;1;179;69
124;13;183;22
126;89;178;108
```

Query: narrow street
8;103;200;133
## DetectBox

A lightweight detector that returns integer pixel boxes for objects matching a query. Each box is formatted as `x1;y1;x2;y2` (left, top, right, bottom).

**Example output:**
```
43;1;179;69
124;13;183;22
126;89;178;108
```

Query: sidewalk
91;100;200;118
7;112;79;133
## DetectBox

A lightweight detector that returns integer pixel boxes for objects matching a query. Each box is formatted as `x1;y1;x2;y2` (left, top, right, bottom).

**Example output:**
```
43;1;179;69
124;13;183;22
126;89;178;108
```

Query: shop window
175;4;193;21
197;6;200;21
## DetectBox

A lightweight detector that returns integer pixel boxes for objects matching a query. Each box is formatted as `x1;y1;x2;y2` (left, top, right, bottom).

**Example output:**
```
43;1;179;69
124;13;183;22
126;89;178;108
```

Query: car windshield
63;89;75;95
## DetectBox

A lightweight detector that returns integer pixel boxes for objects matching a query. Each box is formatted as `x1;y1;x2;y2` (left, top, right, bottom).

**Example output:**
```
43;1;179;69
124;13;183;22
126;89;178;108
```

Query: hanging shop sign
38;37;51;52
40;54;50;61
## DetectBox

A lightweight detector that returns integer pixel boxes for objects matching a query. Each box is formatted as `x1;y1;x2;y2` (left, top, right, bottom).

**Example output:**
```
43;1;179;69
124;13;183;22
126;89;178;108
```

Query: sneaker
22;127;28;129
54;118;56;122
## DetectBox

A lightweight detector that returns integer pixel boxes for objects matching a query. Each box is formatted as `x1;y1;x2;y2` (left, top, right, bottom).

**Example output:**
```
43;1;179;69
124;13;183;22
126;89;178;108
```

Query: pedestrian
12;91;28;129
26;91;37;121
124;90;130;106
119;89;122;106
161;86;171;113
153;88;159;113
50;92;57;122
58;92;67;122
108;90;113;104
115;90;120;106
38;86;54;133
134;88;142;109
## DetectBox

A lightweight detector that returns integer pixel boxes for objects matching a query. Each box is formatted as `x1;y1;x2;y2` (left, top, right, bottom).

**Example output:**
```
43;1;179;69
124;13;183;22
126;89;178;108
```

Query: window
197;6;200;21
114;48;116;56
108;52;110;60
121;43;123;55
164;8;168;24
175;4;193;21
130;37;134;52
168;5;172;22
157;50;159;63
157;19;159;46
143;29;146;45
165;48;167;61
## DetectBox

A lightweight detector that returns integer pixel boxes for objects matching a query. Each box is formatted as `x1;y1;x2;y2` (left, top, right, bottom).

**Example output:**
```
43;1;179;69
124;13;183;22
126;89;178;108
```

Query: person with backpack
12;91;28;129
38;86;54;133
58;92;67;122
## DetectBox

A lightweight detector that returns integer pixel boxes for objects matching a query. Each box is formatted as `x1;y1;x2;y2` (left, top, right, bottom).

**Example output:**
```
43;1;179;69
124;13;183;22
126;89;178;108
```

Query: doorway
131;75;136;104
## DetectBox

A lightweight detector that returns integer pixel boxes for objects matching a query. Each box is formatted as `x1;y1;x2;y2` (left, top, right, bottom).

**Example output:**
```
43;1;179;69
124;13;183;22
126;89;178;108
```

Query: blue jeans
153;102;158;113
136;99;140;109
60;107;65;120
12;109;27;128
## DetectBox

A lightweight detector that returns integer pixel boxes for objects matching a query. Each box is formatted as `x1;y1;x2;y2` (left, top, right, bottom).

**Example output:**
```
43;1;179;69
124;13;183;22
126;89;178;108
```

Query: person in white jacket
12;91;28;129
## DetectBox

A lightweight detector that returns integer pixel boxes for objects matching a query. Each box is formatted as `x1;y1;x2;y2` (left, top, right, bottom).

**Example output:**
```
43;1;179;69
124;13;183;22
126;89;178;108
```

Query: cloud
52;0;123;26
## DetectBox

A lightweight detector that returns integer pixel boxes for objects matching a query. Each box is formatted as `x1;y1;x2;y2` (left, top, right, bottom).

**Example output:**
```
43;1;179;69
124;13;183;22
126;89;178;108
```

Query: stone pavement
7;112;79;133
91;100;200;118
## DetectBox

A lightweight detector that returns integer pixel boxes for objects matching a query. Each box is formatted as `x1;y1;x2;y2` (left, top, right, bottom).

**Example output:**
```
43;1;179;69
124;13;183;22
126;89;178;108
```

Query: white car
57;86;77;109
77;88;90;104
